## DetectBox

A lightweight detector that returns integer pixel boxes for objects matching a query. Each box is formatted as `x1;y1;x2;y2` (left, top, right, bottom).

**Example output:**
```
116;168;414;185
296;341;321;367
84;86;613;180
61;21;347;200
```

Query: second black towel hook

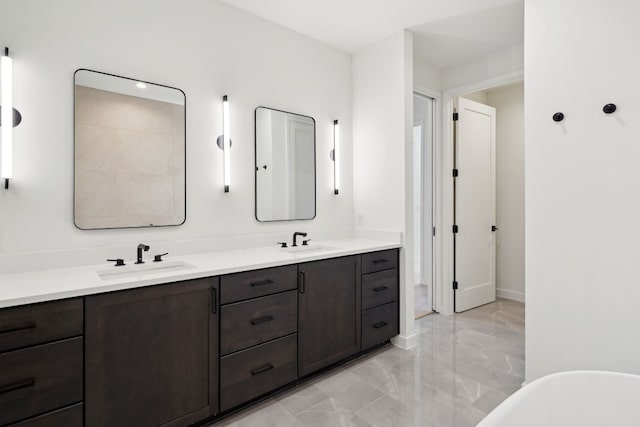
552;112;564;122
603;103;617;114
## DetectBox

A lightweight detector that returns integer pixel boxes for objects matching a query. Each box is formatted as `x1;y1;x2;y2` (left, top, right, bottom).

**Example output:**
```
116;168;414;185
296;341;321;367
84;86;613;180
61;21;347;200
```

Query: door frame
413;85;440;315
436;70;524;315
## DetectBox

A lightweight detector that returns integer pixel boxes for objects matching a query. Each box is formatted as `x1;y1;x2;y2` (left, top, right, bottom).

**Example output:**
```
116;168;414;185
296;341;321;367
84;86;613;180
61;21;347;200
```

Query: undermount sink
285;245;338;254
97;260;195;281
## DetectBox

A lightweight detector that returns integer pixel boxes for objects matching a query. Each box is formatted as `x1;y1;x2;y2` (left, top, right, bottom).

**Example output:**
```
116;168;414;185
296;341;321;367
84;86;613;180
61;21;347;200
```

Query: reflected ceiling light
1;47;22;190
216;95;231;193
136;82;147;89
331;119;340;195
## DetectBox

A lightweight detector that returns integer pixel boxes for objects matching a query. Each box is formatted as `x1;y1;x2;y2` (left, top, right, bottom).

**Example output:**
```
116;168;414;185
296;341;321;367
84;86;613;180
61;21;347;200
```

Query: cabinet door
85;278;219;427
298;256;361;376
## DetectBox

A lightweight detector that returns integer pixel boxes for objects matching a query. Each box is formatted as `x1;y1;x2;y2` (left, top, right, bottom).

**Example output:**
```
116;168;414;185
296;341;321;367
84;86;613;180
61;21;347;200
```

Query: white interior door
454;97;496;312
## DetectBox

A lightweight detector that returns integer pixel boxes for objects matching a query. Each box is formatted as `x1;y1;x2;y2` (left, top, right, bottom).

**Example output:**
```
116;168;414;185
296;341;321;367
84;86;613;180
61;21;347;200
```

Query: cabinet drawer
361;250;398;274
220;334;297;412
0;337;83;425
362;269;398;310
11;403;83;427
220;291;297;355
0;299;83;353
362;302;398;351
221;265;297;304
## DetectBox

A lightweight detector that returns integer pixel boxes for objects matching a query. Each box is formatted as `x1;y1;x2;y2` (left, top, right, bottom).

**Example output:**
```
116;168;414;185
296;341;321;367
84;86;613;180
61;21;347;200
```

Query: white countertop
0;238;400;309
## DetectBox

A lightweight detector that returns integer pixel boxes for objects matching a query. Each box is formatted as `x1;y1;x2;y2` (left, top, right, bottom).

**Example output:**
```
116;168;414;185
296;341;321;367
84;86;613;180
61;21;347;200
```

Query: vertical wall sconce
1;47;21;190
330;119;340;195
216;95;231;193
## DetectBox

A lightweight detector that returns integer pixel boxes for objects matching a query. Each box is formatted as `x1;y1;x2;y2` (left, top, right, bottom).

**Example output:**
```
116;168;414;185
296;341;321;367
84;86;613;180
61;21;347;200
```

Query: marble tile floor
212;298;525;427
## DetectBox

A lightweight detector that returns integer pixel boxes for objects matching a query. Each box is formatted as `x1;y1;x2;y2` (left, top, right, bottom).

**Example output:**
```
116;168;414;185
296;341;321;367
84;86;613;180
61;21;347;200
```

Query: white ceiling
411;2;523;68
218;0;523;68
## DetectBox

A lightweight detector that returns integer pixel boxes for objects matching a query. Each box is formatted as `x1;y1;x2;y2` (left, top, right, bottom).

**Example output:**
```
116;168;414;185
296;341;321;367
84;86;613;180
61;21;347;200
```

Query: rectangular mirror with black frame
74;69;186;230
255;107;316;222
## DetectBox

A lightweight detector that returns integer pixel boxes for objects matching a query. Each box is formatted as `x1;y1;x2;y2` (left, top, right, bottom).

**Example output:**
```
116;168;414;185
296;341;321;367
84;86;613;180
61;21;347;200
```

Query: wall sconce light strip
223;95;230;193
333;119;340;195
1;47;13;188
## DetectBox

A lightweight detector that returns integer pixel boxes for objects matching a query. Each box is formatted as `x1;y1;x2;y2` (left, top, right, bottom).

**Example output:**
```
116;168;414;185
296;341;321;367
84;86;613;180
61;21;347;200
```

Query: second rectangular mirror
255;107;316;222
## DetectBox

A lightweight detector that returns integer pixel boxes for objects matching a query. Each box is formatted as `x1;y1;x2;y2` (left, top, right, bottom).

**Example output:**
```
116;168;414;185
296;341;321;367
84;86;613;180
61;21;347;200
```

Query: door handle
299;272;305;293
491;225;499;232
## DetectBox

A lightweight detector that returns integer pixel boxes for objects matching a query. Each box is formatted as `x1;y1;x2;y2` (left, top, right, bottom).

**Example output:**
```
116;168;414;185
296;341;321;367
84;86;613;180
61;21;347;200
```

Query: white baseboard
496;288;525;303
391;333;417;350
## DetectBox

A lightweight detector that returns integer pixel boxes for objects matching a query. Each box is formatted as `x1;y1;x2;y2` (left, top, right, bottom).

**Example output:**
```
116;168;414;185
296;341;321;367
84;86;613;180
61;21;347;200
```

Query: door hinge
452;225;459;233
452;168;459;177
453;112;459;121
453;281;458;290
432;227;436;237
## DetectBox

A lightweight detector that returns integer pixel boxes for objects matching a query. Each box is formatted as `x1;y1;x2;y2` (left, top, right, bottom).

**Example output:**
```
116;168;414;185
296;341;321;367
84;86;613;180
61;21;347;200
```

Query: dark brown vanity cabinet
219;266;298;412
298;255;362;377
0;298;84;426
0;248;399;426
85;278;219;427
360;250;400;351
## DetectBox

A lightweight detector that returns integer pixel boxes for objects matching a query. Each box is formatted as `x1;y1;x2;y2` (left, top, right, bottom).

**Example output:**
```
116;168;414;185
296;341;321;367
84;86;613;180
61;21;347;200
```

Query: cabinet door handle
250;315;274;325
211;287;218;314
373;321;388;329
299;272;305;293
250;279;274;287
0;378;35;395
0;322;36;335
372;259;388;264
373;286;388;292
251;364;274;376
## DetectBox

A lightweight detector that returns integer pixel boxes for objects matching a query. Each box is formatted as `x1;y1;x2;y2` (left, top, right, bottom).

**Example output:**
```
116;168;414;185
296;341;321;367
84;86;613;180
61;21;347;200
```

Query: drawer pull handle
250;315;274;325
251;364;274;376
373;286;389;292
0;378;35;395
0;322;36;335
373;321;388;329
372;259;388;264
250;279;274;287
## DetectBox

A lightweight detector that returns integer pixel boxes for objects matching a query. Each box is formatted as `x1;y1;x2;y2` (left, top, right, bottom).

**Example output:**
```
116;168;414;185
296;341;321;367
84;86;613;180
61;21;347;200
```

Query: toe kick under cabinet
0;248;399;426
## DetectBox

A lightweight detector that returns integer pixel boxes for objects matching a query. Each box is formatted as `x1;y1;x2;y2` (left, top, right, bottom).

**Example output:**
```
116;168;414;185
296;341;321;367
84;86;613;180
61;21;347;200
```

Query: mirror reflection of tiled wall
74;86;185;229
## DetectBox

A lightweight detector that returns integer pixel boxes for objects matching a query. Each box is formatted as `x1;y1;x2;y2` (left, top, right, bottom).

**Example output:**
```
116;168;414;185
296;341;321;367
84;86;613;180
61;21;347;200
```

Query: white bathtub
477;370;640;427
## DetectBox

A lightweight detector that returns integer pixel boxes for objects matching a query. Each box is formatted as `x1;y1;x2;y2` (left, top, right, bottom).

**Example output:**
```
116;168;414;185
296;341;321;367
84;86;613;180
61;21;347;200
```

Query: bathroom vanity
0;242;399;426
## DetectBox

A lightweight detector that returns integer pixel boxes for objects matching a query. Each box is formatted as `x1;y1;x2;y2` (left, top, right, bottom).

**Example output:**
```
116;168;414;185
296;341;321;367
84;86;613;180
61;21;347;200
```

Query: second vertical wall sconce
1;46;22;190
216;95;231;193
331;119;340;195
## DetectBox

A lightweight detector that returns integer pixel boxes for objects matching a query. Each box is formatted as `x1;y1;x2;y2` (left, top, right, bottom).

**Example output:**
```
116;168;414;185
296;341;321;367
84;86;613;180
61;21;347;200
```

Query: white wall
353;31;416;348
413;57;442;92
487;83;524;302
0;0;353;271
462;91;488;104
526;0;640;382
441;43;523;90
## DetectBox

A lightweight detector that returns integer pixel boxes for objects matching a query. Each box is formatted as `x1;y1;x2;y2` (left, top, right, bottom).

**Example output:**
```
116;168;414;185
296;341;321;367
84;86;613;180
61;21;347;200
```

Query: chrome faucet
292;232;307;247
136;243;150;264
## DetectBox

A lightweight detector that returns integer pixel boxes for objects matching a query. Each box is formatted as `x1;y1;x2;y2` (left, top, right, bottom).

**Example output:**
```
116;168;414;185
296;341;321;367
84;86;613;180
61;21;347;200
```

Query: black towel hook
552;112;564;122
603;103;617;114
